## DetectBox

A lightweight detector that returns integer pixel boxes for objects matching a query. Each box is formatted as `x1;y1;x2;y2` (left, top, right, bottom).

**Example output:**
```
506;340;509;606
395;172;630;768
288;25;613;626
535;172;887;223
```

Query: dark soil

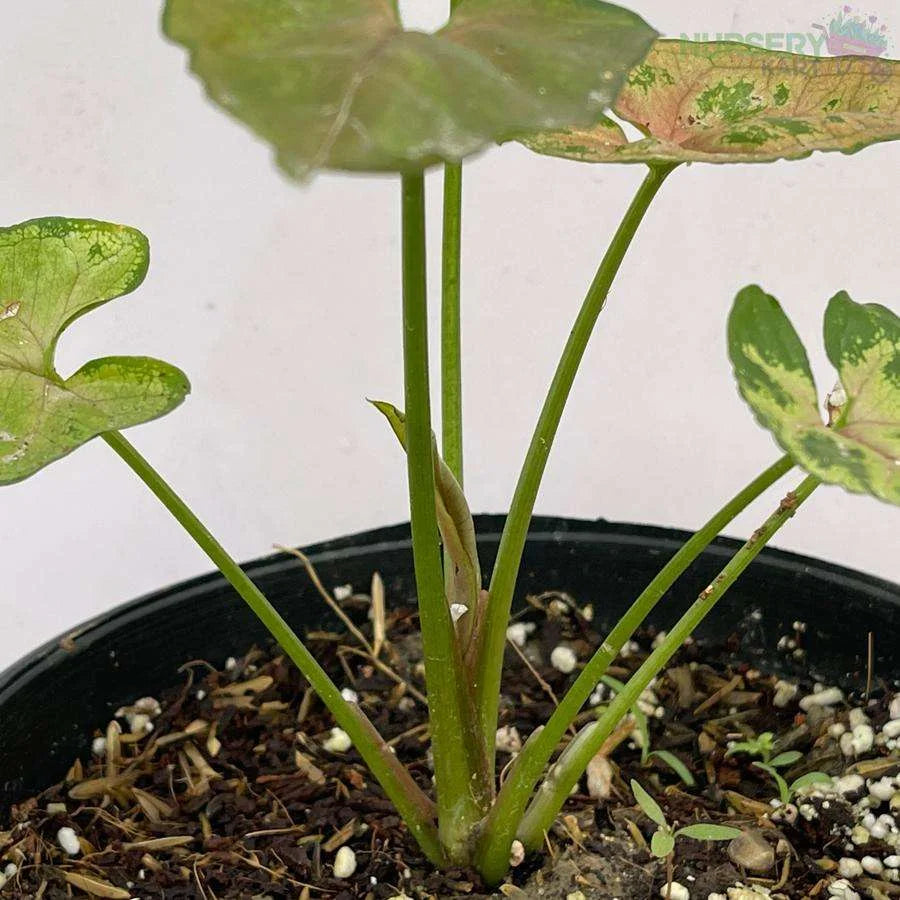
1;585;897;899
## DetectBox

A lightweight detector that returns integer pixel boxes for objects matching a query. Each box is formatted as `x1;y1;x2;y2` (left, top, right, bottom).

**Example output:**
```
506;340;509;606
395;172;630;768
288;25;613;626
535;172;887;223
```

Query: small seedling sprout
752;765;833;806
631;779;741;896
725;731;831;804
725;731;800;767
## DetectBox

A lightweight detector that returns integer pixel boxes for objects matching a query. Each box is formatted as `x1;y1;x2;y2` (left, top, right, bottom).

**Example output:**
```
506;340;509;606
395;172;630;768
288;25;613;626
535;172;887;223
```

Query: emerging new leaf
163;0;657;178
729;286;900;505
0;219;190;485
370;400;482;637
524;40;900;165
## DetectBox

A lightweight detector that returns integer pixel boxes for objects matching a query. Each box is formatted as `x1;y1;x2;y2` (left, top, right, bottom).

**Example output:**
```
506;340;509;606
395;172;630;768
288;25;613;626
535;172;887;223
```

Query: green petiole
475;452;793;880
515;474;820;850
102;430;445;866
474;163;679;765
400;174;491;861
441;163;464;484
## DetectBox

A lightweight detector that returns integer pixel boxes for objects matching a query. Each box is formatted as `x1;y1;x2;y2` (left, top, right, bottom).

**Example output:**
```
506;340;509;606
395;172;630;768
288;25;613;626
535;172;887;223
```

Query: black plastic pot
2;515;898;816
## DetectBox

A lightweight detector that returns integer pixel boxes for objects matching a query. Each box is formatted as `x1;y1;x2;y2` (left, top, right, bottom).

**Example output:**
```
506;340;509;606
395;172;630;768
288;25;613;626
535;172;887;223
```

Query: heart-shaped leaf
729;286;899;505
0;218;190;485
524;39;900;165
163;0;657;178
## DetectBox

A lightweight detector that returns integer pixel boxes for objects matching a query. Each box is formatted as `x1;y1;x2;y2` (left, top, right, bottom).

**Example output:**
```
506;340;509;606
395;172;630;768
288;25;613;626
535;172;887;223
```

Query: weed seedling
754;766;833;806
726;731;797;768
631;779;741;898
726;731;831;804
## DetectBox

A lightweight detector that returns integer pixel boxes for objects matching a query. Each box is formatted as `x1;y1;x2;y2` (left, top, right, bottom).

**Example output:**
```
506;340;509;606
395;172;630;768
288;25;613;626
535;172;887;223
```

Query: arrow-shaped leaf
163;0;657;178
524;40;900;165
729;286;900;505
0;218;190;485
370;400;482;625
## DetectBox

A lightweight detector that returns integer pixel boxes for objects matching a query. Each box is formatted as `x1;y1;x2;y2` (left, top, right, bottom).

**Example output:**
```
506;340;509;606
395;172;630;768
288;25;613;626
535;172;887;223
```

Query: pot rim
3;514;896;706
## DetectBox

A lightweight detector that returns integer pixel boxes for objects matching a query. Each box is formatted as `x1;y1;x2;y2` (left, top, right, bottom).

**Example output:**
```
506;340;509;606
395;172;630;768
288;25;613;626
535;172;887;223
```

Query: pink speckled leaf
524;40;900;164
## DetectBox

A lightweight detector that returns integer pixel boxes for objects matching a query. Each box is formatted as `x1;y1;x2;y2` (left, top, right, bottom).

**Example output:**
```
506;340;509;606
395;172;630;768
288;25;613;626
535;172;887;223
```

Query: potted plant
1;2;899;896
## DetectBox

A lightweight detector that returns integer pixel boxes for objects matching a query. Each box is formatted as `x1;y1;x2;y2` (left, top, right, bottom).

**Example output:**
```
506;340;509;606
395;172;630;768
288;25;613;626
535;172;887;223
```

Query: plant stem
516;474;820;850
476;453;793;881
441;160;466;634
401;173;489;860
102;430;444;866
474;163;678;758
441;160;464;485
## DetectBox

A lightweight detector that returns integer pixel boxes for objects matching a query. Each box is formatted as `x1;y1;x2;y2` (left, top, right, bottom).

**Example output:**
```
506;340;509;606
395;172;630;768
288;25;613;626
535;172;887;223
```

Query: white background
1;1;898;672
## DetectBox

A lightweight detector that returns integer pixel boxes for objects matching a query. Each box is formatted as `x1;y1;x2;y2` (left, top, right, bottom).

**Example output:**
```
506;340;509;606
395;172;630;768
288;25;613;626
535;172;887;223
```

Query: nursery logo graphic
813;6;891;56
678;6;892;59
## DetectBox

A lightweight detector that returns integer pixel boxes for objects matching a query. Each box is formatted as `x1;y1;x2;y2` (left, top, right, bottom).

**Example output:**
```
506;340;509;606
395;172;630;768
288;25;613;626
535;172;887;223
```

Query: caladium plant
730;287;900;505
2;0;899;884
0;220;189;485
525;40;900;165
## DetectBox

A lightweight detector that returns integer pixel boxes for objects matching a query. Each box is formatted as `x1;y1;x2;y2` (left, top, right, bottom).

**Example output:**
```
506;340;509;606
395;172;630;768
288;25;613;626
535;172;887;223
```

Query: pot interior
2;516;897;814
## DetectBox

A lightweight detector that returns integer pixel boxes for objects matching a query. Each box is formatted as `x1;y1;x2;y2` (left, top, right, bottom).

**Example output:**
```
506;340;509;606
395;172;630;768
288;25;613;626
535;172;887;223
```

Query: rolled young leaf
163;0;657;178
729;286;900;505
524;39;900;164
0;218;189;485
370;400;482;624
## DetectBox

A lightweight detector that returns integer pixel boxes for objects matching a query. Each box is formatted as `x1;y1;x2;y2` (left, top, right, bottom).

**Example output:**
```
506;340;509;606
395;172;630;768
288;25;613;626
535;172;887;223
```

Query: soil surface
1;583;899;899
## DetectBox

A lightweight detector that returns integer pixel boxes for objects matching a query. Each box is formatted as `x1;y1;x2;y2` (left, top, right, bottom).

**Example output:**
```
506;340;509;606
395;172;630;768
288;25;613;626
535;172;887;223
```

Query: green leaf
676;823;743;842
631;779;667;827
523;39;900;165
370;400;482;624
163;0;657;178
651;828;675;858
790;772;833;793
769;750;802;769
0;218;190;485
729;286;900;505
649;750;696;787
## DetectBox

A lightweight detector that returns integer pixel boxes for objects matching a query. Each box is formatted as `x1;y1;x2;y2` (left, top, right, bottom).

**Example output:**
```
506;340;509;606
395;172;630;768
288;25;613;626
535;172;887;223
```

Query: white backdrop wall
1;1;898;672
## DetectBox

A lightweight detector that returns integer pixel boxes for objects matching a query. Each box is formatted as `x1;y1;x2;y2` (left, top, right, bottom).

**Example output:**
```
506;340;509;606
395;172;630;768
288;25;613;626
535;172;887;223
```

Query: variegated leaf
163;0;657;178
729;286;899;505
524;40;900;165
0;218;190;485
